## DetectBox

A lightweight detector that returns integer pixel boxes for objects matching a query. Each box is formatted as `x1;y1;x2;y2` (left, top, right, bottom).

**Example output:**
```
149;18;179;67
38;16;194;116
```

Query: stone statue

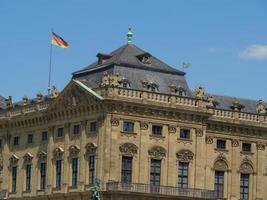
90;178;101;200
195;86;205;98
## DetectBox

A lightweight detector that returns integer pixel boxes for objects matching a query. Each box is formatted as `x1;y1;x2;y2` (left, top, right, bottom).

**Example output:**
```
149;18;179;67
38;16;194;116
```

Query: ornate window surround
148;146;166;160
119;143;138;157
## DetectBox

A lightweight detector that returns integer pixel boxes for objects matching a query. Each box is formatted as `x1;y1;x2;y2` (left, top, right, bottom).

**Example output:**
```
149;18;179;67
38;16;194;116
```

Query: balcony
106;182;222;200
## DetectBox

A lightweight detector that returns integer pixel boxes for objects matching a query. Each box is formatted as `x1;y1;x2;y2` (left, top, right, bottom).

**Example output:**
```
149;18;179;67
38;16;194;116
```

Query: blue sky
1;0;267;101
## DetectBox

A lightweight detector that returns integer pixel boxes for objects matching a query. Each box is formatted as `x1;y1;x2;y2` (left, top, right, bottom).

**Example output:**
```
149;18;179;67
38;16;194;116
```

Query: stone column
167;125;177;186
63;122;70;192
79;120;87;190
230;139;240;200
256;143;265;199
46;126;55;193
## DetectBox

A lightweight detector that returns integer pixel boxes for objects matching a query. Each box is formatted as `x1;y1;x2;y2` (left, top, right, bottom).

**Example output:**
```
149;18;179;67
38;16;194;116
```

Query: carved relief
176;149;194;162
213;154;229;171
239;158;254;174
140;122;148;130
53;147;64;159
256;100;266;114
206;135;213;144
23;152;33;163
231;139;239;147
85;143;97;155
101;72;122;87
119;143;138;156
257;143;265;151
9;154;19;165
148;146;166;159
38;150;47;161
195;128;203;137
111;118;119;126
168;126;176;134
69;145;80;157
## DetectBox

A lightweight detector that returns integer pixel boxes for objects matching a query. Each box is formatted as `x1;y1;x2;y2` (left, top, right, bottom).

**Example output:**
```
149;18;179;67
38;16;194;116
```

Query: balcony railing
0;190;7;199
106;181;221;199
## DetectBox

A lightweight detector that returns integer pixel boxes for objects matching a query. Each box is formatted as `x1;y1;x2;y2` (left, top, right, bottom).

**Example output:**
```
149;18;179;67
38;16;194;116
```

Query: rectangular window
89;121;97;132
178;162;188;188
242;143;251;152
41;131;48;141
123;121;134;133
180;129;190;139
152;125;162;136
240;173;249;200
13;136;19;146
217;140;226;149
214;171;224;198
72;158;78;186
56;160;62;188
121;156;132;184
89;156;95;185
11;166;17;192
57;127;64;137
150;159;161;193
73;124;80;135
27;134;33;144
40;162;46;190
25;164;31;191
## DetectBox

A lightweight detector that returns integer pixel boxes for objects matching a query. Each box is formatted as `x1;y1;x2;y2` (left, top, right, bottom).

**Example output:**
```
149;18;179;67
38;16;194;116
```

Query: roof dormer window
149;82;159;92
96;53;112;65
136;53;152;65
177;87;186;96
231;100;244;111
120;78;131;88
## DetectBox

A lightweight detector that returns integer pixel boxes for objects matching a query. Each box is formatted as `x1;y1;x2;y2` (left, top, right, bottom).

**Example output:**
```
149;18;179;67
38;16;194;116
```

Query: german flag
51;32;68;48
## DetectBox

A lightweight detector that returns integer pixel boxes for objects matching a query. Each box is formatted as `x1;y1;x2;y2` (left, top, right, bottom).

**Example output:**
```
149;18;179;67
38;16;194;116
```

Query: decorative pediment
69;145;80;157
119;143;138;156
85;143;97;155
176;149;194;162
53;147;64;158
37;150;47;161
213;154;229;171
239;158;254;174
148;146;166;159
9;154;19;165
23;152;33;163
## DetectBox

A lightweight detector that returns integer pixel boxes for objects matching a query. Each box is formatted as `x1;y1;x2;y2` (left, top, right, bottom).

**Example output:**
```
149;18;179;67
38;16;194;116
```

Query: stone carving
140;122;148;130
148;146;166;159
37;150;47;161
86;143;97;155
168;126;176;134
256;100;266;114
69;145;80;157
213;154;228;171
176;149;194;162
5;96;13;109
111;118;119;126
23;152;33;163
50;86;59;98
231;99;244;111
53;147;64;158
36;92;44;102
195;86;205;98
141;80;149;90
257;143;265;151
169;84;177;94
195;128;203;137
239;158;254;174
119;143;138;156
231;139;239;147
9;154;19;165
22;96;29;105
205;135;213;144
101;72;122;87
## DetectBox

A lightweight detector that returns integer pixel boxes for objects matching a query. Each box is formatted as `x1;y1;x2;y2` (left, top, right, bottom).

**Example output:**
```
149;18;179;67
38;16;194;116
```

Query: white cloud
239;45;267;60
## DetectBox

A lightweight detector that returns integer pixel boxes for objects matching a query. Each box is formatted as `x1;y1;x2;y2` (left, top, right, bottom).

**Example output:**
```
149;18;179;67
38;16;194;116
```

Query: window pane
121;156;132;184
150;159;161;186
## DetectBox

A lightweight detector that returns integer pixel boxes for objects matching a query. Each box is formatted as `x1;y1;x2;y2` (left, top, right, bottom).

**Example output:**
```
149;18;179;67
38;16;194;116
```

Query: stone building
0;31;266;200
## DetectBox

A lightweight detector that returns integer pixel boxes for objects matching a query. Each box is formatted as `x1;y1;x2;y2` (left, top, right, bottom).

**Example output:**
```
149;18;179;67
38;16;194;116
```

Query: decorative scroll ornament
239;158;254;174
213;154;229;171
257;143;265;151
168;126;176;134
23;152;33;163
148;146;166;159
111;118;119;126
85;143;97;155
53;147;64;158
69;145;80;157
256;100;266;114
9;154;19;165
195;128;203;137
140;122;148;130
38;150;47;161
231;139;239;147
176;149;194;162
119;143;138;156
205;136;213;144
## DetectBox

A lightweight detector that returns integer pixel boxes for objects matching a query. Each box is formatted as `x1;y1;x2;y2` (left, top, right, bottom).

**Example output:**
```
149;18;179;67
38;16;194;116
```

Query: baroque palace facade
0;34;267;200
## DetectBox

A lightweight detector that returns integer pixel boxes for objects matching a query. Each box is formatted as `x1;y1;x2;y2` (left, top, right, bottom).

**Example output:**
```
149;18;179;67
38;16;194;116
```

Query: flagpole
48;29;53;95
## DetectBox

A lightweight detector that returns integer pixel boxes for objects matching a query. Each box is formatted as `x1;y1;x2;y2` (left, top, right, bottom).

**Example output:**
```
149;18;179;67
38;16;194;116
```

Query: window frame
89;121;97;133
122;121;134;133
73;124;80;135
152;125;163;136
178;162;189;188
55;160;62;188
72;158;78;187
11;166;17;193
13;136;20;146
216;139;226;150
214;170;224;198
25;164;32;192
240;173;249;200
41;131;48;141
242;143;251;152
121;156;133;184
40;162;47;190
179;129;190;140
57;127;64;138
